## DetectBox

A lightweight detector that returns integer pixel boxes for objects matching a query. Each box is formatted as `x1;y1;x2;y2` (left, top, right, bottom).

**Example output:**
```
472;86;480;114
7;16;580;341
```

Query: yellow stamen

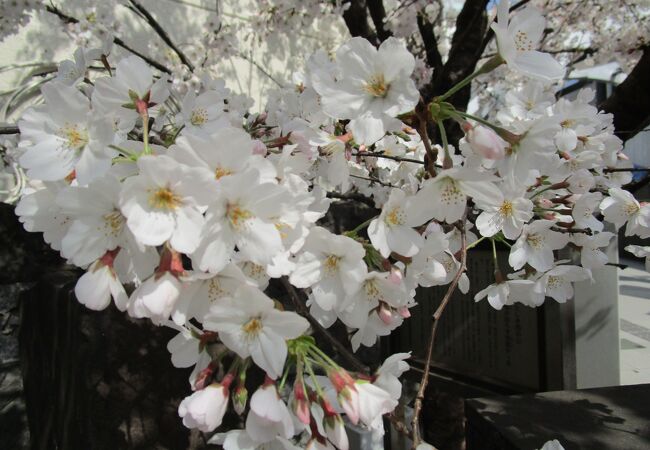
385;207;405;226
227;203;252;229
190;108;208;126
215;166;232;180
58;124;88;150
364;73;390;98
499;200;513;217
324;254;341;275
242;317;263;337
148;187;182;211
102;210;125;237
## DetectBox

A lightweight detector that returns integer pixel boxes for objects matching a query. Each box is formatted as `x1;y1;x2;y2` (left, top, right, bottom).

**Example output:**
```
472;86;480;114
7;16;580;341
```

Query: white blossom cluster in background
6;0;650;449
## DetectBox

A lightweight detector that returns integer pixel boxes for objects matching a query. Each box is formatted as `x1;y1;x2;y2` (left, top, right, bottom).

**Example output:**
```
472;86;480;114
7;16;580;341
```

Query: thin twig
0;124;19;134
350;174;396;188
326;191;376;207
387;412;411;436
550;226;592;235
604;167;650;172
352;151;425;165
280;277;369;374
128;0;195;72
415;100;437;177
237;52;283;87
45;4;173;75
411;213;467;449
113;37;172;74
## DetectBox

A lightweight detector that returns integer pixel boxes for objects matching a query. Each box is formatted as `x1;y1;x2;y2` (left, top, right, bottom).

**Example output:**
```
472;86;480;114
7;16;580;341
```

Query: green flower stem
466;236;486;250
308;345;341;370
437;120;452;169
110;145;138;160
452;110;519;144
278;361;292;391
347;216;376;236
437;55;504;102
142;113;151;155
304;358;326;399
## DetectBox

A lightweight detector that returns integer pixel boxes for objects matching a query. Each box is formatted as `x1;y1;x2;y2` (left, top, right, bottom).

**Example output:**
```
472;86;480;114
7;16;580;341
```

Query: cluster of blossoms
10;1;649;448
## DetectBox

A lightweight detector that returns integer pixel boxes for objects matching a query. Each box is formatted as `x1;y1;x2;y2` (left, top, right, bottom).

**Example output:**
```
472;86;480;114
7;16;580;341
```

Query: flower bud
397;306;411;319
324;414;349;450
337;386;359;425
378;302;394;325
292;378;311;425
178;381;230;432
388;266;403;285
232;385;248;415
465;124;507;160
126;272;181;324
193;362;216;391
252;139;268;156
328;369;359;425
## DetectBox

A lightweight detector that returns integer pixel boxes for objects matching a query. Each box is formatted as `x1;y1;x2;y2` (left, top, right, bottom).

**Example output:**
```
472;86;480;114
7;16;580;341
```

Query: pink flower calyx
98;248;121;269
194;362;218;391
292;377;311;424
155;246;185;279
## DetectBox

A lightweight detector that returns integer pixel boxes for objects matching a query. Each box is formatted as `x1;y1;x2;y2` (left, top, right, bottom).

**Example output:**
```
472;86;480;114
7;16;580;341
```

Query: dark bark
600;46;650;142
0;203;63;284
424;0;490;146
367;0;392;42
342;0;377;45
417;13;443;74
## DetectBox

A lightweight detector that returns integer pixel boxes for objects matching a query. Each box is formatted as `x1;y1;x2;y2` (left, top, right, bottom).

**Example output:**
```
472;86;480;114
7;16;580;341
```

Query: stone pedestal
465;384;650;450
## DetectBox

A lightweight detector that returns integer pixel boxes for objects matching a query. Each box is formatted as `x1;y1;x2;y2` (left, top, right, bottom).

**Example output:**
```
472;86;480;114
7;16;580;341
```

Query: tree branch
600;46;650;142
411;214;467;449
280;277;369;374
45;4;173;75
342;0;377;44
0;124;19;135
421;0;489;147
417;11;443;74
352;151;425;165
366;0;392;42
326;191;376;207
127;0;195;72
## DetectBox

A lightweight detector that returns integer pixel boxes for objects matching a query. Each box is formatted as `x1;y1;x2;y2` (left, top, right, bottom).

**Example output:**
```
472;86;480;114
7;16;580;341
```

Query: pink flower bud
337;386;360;425
378;303;394;325
388;267;403;285
292;379;311;425
252;139;268;156
178;382;229;432
328;368;359;424
325;414;350;450
397;306;411;318
466;124;507;160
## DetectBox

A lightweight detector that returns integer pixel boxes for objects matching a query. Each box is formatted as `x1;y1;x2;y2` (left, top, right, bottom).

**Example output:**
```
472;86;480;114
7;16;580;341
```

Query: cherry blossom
508;220;570;272
491;0;565;81
312;37;419;145
119;155;217;253
204;285;309;378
